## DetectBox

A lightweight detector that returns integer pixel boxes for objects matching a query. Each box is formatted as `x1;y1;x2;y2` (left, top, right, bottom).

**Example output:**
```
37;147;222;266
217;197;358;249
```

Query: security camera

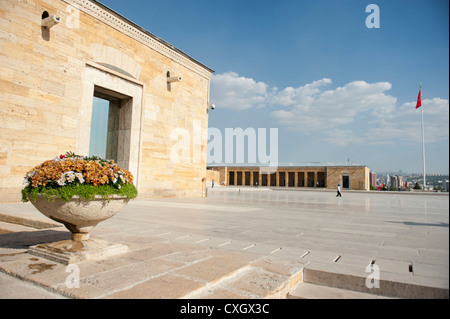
210;103;215;110
41;15;61;28
167;76;182;83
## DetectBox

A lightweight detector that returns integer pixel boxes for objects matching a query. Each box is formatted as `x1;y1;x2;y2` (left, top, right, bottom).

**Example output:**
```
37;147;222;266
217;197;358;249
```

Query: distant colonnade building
207;164;371;191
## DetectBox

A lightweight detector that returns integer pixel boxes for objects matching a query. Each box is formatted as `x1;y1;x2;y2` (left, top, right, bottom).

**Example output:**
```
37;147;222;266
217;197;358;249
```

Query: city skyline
100;0;449;174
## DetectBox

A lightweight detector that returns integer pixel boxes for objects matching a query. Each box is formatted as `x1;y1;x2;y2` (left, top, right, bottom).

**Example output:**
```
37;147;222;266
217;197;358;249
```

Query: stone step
0;212;61;230
0;221;39;233
182;257;306;299
290;263;449;299
288;282;391;299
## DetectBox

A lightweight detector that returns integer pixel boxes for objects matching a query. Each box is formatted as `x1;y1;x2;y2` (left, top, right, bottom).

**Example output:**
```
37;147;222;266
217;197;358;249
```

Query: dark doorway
342;175;350;189
307;172;315;187
288;172;295;187
297;172;304;187
317;172;325;187
262;174;268;186
270;173;276;186
253;172;259;186
245;172;251;186
279;172;285;186
229;171;235;185
236;172;243;185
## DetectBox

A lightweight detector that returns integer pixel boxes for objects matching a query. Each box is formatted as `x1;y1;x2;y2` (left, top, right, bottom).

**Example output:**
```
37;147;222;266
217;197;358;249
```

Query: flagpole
420;83;426;189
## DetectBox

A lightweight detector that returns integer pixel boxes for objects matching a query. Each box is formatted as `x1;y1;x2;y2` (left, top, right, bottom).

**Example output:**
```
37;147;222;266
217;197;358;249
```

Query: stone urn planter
29;194;130;241
22;152;138;264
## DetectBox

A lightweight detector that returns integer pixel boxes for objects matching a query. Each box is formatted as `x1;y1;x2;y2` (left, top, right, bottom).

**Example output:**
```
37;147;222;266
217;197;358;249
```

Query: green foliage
22;183;138;203
22;152;138;203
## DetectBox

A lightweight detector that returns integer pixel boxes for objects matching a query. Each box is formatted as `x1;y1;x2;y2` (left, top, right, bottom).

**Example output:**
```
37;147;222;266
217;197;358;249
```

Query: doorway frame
342;175;350;189
76;63;144;189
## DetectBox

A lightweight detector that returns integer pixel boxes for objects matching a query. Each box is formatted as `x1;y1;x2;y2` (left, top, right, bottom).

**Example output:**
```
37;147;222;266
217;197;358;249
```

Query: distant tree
414;182;422;190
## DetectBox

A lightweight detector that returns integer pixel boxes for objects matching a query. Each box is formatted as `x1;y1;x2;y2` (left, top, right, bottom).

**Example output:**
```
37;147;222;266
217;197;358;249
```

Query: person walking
212;180;214;188
336;184;342;197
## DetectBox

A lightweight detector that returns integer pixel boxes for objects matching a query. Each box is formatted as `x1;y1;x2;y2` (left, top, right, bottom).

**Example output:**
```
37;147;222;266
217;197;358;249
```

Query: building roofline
207;162;368;168
67;0;214;77
91;0;214;74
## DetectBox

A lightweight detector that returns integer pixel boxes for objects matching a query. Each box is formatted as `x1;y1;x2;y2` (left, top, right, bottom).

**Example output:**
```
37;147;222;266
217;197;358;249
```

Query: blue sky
100;0;449;174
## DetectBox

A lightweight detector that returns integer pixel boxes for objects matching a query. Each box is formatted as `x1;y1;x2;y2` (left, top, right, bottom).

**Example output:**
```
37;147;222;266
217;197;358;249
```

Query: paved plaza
0;188;448;299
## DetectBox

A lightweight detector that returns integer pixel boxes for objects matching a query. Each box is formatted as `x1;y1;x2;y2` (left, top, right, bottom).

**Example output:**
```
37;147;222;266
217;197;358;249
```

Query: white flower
75;172;85;184
66;171;76;183
22;177;29;186
57;176;66;186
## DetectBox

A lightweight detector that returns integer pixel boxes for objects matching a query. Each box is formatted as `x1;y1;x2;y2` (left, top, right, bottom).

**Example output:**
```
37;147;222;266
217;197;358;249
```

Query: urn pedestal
27;195;129;264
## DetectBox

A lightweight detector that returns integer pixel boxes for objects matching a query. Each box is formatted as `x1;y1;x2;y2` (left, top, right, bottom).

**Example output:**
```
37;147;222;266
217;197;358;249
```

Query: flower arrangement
22;152;138;202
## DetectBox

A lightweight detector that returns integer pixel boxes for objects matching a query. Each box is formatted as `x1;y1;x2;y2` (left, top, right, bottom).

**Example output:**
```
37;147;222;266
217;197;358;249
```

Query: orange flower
23;153;134;189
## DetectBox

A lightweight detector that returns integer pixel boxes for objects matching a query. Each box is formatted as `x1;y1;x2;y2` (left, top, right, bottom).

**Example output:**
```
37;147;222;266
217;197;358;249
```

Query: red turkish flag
416;89;422;109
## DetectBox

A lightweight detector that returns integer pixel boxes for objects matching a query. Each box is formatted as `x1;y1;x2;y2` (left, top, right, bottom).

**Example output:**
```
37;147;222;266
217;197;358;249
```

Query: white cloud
271;79;397;136
370;97;450;145
270;78;332;106
210;71;268;110
323;129;365;146
210;71;449;146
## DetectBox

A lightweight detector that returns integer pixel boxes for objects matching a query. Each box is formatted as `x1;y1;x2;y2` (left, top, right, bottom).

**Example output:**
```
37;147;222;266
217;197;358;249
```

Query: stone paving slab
0;189;448;299
0;271;66;299
0;228;305;299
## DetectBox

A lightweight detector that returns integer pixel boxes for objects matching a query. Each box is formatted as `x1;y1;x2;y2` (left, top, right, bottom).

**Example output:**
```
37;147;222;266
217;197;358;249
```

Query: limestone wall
205;169;220;184
326;166;370;191
0;0;213;202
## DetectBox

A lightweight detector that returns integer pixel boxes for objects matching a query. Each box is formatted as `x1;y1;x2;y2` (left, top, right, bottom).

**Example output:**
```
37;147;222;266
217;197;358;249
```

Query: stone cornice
62;0;214;80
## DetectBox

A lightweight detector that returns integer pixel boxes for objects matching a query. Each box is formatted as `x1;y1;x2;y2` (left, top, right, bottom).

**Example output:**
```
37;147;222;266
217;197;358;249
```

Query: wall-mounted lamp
167;76;182;83
207;102;215;114
166;71;182;83
41;11;61;29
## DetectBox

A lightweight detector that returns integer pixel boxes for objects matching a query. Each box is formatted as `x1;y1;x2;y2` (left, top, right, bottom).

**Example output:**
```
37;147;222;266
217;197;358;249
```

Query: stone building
0;0;214;202
208;164;371;191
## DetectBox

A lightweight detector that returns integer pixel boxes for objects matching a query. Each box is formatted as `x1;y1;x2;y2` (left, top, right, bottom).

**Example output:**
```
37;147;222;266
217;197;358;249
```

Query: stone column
223;167;228;185
294;170;298;187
